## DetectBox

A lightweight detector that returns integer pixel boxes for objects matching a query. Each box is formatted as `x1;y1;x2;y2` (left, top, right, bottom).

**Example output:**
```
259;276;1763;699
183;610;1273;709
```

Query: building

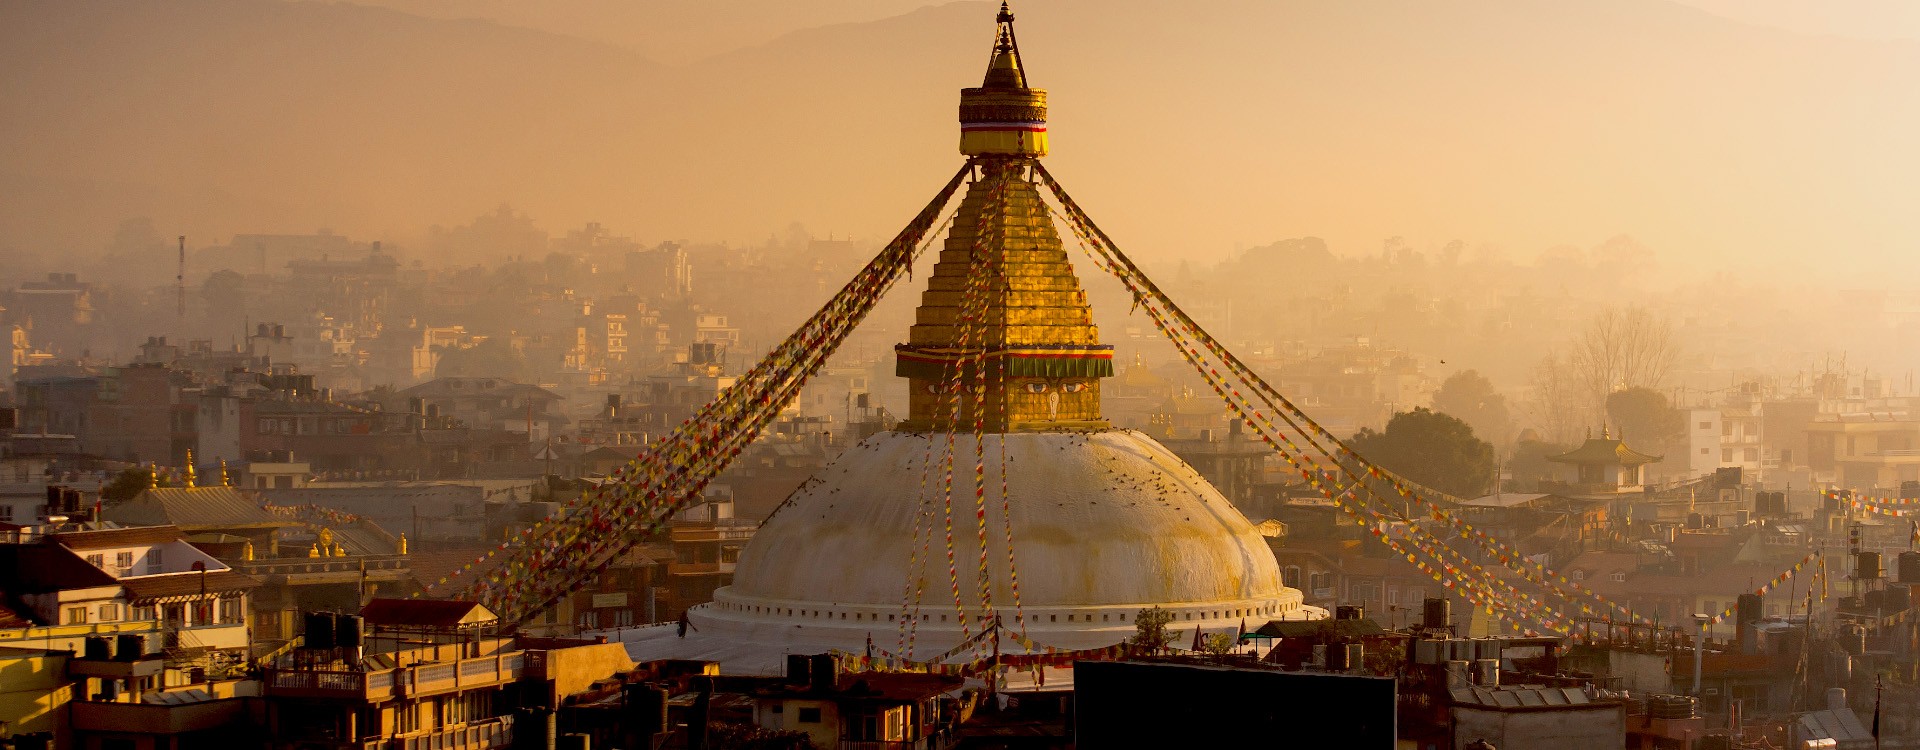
1806;410;1920;489
1546;430;1662;495
259;598;634;749
618;12;1320;676
0;524;253;684
1073;659;1397;748
752;656;964;749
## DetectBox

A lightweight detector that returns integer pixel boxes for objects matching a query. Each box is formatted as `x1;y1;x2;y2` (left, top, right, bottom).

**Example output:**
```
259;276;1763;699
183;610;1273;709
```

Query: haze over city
2;3;1920;749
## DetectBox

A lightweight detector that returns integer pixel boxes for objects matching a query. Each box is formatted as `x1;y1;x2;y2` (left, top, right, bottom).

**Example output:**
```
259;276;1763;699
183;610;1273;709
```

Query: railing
388;715;515;750
269;654;523;701
240;555;410;578
840;742;914;750
272;669;369;692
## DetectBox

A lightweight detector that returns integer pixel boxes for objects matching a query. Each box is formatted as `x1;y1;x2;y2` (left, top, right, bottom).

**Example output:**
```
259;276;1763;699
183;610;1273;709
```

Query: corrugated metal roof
106;487;284;530
122;570;259;603
1452;686;1603;710
1799;708;1872;742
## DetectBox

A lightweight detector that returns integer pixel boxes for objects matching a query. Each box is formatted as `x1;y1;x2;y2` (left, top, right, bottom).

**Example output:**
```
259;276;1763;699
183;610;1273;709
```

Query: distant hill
4;0;1918;276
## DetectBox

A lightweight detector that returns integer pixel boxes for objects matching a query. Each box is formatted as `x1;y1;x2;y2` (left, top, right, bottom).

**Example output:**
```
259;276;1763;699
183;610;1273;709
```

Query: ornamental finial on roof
982;2;1027;89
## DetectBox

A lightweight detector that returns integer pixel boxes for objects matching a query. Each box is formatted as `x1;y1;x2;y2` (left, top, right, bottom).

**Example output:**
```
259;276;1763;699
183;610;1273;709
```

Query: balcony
71;697;248;735
267;653;525;702
282;715;515;750
240;555;411;586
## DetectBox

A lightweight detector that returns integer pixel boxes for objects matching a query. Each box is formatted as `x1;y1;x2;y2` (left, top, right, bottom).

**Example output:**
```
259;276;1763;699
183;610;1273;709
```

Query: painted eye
1025;382;1049;394
1061;381;1087;393
925;383;943;394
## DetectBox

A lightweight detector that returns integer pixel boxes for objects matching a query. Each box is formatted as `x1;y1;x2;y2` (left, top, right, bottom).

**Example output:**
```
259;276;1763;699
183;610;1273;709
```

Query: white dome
684;429;1317;657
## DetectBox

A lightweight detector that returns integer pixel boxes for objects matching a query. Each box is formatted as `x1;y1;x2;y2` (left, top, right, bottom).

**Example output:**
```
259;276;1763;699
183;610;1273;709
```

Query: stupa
624;4;1319;673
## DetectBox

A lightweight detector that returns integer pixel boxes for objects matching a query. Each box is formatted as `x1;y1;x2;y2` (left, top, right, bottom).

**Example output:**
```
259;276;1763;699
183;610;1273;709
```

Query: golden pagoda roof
1547;434;1663;467
895;5;1110;431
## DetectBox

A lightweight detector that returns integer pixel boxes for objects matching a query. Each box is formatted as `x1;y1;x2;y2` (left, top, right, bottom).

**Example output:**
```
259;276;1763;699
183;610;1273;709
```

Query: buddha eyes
1022;380;1087;394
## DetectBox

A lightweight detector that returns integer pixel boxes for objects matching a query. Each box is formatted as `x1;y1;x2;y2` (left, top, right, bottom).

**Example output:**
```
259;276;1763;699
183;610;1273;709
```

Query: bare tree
1524;351;1588;445
1569;307;1675;417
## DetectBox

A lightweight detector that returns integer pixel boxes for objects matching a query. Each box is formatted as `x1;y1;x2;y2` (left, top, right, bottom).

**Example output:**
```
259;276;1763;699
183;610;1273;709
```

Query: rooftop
106;487;286;530
1548;436;1661;467
360;598;497;629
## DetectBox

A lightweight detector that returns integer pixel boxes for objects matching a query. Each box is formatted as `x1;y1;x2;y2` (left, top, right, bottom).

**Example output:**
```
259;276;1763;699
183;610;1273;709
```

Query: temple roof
108;486;286;531
1547;436;1662;467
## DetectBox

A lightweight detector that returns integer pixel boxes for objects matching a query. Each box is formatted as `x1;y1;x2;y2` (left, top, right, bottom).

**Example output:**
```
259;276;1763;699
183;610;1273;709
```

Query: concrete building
259;598;633;749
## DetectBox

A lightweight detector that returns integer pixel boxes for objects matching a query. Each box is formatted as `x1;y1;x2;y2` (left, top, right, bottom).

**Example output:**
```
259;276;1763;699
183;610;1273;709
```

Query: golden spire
958;3;1047;158
897;4;1111;432
148;463;159;489
183;449;197;488
218;458;232;487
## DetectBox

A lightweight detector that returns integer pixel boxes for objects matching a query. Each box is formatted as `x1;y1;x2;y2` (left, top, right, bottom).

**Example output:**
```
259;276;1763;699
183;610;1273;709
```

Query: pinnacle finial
982;1;1027;89
184;449;197;488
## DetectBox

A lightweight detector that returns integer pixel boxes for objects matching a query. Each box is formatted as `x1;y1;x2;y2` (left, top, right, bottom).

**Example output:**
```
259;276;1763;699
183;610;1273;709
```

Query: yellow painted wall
542;642;637;701
0;649;74;746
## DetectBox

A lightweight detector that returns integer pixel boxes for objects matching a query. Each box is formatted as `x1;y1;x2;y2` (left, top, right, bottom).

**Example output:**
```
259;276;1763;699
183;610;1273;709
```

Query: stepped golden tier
620;5;1319;675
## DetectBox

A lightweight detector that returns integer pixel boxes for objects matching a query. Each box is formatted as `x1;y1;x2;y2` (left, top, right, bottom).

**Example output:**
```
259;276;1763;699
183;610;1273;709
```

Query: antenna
177;235;187;320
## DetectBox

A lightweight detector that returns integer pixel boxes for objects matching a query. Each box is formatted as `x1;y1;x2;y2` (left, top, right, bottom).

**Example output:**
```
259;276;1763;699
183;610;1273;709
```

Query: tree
1507;432;1572;492
1605;387;1684;447
103;466;162;503
1430;370;1513;448
1524;351;1588;445
1199;632;1236;657
1570;307;1675;415
1130;606;1174;654
1348;408;1497;498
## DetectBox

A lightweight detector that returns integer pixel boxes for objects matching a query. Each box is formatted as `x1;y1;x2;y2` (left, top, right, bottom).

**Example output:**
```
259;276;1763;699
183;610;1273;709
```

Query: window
86;553;104;568
116;552;133;569
98;604;119;622
146;549;164;575
1609;572;1627;582
797;707;822;724
1283;566;1302;588
1699;421;1712;430
66;607;88;625
220;598;244;623
0;505;11;521
133;605;155;621
1700;448;1710;455
1571;570;1584;581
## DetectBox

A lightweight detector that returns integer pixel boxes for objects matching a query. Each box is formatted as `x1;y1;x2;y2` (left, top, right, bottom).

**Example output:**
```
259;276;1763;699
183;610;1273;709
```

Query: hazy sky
7;0;1920;281
341;0;1920;58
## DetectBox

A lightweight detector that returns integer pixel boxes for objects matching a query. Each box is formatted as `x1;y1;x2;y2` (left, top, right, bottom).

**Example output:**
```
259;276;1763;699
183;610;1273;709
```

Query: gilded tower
894;4;1113;431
